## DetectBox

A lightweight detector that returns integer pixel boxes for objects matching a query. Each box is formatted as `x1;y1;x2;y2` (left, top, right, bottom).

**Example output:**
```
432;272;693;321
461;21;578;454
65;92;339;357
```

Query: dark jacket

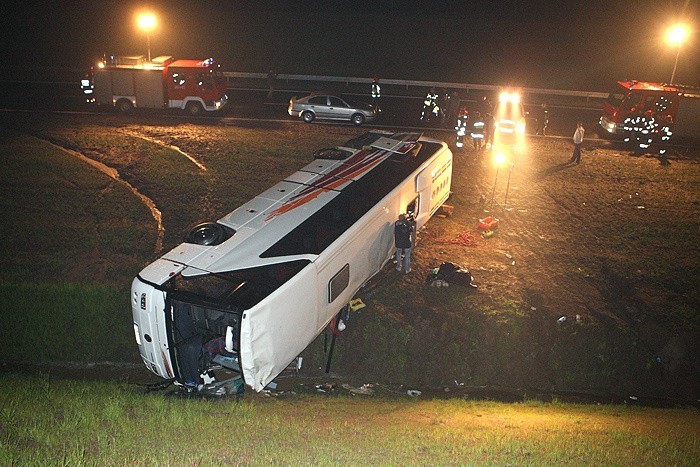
394;219;413;249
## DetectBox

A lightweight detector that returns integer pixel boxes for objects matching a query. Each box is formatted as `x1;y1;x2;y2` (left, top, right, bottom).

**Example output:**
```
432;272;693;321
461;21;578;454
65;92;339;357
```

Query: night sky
2;0;698;91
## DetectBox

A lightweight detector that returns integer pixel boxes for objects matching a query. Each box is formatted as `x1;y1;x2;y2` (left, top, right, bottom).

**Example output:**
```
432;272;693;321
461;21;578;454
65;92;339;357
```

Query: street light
137;13;157;62
666;23;690;84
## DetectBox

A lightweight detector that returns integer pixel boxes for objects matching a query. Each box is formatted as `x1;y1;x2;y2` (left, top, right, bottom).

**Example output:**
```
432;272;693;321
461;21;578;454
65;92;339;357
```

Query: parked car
288;93;379;125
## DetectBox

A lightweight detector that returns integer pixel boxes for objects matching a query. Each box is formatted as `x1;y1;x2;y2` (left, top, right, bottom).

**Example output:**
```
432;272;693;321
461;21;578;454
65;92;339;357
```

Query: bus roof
159;132;444;276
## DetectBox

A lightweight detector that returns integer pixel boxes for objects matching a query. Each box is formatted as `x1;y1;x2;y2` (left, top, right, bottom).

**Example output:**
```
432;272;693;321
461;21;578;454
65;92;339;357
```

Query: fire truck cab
83;55;228;115
600;80;700;141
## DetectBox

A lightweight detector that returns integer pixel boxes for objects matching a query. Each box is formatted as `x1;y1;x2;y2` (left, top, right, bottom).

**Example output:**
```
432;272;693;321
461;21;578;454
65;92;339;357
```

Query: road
0;79;602;136
2;79;697;152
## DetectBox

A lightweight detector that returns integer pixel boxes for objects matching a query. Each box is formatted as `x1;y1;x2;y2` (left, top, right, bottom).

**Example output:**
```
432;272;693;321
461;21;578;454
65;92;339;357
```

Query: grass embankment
0;126;147;364
0;283;136;362
0;114;697;400
1;375;698;465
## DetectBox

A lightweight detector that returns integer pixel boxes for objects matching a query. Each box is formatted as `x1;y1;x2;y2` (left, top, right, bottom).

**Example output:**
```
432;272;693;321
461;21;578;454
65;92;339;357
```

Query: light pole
489;152;507;210
666;23;689;84
503;163;515;211
137;13;157;62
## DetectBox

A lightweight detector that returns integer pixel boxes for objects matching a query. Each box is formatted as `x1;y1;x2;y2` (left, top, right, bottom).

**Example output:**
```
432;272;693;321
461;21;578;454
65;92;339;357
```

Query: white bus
131;131;453;393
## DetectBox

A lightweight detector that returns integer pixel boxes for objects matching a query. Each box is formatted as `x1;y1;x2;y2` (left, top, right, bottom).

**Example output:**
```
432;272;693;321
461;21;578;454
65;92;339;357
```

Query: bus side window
328;264;350;303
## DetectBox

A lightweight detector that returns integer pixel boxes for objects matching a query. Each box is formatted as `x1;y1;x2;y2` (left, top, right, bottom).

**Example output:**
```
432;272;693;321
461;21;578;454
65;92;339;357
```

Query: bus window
328;264;350;303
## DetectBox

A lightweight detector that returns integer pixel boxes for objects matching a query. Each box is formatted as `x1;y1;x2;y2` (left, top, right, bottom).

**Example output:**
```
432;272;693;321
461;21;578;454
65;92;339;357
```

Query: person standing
536;103;549;136
421;88;439;122
470;111;485;151
455;106;470;149
570;121;585;164
445;91;461;128
371;77;381;103
266;69;277;99
484;113;496;149
394;213;415;273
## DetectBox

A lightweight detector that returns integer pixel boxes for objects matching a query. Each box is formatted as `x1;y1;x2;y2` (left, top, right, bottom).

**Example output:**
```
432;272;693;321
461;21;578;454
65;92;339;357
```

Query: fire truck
81;55;228;115
599;80;700;142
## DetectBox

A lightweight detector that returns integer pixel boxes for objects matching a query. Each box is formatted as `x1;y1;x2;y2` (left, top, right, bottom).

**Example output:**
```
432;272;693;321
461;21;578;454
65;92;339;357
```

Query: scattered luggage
426;262;477;289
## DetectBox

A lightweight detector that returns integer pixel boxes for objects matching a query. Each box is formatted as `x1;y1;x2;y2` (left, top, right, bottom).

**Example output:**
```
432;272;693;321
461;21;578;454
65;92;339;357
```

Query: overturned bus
131;131;453;393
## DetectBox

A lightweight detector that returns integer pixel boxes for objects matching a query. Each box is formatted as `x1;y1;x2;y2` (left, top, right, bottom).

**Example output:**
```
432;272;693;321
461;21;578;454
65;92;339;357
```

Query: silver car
288;93;378;125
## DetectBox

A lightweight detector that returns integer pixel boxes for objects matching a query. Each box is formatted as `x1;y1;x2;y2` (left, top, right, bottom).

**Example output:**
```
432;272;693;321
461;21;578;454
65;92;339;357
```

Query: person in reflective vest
371;77;381;100
484;113;496;150
655;114;673;165
421;88;439;122
455;106;470;149
470;111;485;150
623;110;657;155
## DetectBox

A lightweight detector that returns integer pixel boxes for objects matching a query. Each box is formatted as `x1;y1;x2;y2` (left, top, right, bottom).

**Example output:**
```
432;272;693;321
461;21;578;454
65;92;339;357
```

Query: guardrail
223;72;609;102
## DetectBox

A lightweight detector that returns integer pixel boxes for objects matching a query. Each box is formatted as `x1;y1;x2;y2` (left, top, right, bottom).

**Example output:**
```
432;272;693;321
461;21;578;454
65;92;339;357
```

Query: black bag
437;262;476;288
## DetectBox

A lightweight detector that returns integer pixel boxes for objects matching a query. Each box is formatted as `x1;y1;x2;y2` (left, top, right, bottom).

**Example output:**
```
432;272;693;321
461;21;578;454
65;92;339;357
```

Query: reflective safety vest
623;113;658;149
471;120;485;138
371;82;381;99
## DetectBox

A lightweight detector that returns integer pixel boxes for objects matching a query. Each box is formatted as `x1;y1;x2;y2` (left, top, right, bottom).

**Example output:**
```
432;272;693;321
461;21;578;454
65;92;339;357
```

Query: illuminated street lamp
137;13;157;62
666;23;690;84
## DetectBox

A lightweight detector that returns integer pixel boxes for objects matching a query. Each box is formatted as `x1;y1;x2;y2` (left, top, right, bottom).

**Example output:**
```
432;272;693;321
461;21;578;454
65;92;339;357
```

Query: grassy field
0;111;698;462
1;374;698;465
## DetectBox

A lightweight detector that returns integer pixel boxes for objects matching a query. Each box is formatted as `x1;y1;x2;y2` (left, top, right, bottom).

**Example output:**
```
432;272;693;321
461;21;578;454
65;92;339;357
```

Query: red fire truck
81;55;228;115
599;80;700;142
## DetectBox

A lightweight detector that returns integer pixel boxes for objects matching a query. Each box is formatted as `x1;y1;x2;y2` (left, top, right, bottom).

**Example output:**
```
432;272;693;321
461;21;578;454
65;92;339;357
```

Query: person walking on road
569;121;585;164
394;213;415;274
536;103;549;136
266;69;277;99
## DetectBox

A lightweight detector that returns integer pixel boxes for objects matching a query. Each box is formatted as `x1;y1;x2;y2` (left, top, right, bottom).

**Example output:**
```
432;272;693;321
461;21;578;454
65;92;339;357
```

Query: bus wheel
185;222;224;246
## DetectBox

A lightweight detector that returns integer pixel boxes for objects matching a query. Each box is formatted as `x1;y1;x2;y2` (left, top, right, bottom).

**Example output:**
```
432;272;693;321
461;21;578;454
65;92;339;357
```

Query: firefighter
478;95;493;117
655;115;673;165
623;110;657;155
536;103;549;136
484;113;496;150
470;111;485;151
371;77;381;102
455;106;470;149
445;91;461;128
420;88;439;122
